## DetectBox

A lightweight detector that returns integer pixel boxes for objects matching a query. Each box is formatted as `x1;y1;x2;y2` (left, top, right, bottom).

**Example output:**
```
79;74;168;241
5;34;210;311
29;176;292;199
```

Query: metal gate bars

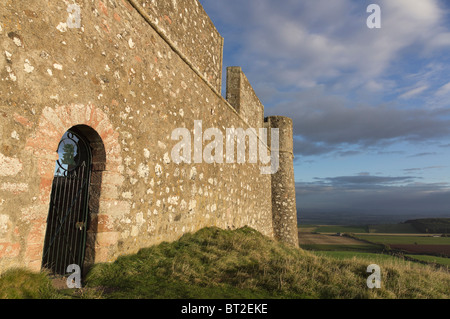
41;129;92;276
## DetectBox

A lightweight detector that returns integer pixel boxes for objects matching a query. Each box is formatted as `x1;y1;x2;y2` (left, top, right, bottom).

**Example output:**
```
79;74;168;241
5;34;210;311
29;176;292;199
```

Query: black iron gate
41;129;92;276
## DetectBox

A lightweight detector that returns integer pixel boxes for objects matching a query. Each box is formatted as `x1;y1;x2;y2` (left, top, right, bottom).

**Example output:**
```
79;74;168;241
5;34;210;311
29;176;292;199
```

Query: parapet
134;0;224;93
226;67;265;129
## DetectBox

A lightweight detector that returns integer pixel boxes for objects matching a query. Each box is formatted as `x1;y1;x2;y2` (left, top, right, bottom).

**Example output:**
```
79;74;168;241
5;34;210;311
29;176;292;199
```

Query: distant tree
61;143;76;166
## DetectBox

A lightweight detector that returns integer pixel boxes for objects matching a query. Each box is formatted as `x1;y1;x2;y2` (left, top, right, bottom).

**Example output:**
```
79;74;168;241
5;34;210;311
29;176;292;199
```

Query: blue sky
200;0;450;220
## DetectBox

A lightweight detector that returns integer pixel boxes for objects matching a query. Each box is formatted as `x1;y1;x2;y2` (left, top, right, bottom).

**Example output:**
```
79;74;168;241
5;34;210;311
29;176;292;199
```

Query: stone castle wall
132;0;224;93
0;0;297;274
226;66;265;130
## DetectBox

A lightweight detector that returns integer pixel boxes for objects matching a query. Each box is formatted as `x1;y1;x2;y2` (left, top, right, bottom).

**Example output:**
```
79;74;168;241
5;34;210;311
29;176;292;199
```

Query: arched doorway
41;128;93;276
24;104;121;274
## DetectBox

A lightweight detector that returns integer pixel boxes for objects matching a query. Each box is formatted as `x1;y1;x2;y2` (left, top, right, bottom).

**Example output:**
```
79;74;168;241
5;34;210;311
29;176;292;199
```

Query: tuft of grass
85;226;450;299
0;268;60;299
0;268;103;299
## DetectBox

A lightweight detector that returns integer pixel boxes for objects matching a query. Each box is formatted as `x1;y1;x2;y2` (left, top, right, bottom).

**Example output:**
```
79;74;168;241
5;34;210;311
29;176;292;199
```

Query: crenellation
226;66;265;130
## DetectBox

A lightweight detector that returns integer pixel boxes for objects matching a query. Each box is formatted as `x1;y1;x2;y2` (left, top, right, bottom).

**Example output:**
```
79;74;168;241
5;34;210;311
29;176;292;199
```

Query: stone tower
266;116;299;247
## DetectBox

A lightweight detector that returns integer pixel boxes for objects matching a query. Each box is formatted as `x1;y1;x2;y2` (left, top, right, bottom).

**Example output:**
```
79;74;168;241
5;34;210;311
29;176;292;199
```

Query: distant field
367;223;418;233
354;234;450;257
312;251;450;269
298;231;382;252
311;251;410;264
390;245;450;257
355;234;450;245
299;223;420;234
314;225;368;233
406;255;450;267
298;225;318;233
299;232;368;245
299;222;450;269
300;244;382;252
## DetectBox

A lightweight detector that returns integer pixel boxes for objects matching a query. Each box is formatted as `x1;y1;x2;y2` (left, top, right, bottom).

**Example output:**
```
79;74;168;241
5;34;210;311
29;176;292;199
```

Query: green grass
1;227;450;299
85;226;311;299
367;223;418;234
301;222;434;235
0;268;61;299
406;255;450;267
314;225;368;233
0;268;102;299
354;235;450;245
311;251;411;264
85;227;450;299
300;244;381;252
298;224;318;229
298;224;319;231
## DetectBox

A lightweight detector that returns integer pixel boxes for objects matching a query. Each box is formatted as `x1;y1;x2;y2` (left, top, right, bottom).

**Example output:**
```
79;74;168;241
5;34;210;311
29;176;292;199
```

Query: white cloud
435;82;450;96
429;32;450;48
209;0;449;99
382;0;442;25
265;85;450;156
203;0;450;153
399;85;429;99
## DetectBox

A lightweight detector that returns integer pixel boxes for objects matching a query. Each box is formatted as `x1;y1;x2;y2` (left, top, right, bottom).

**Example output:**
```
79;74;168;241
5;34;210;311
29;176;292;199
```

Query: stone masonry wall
0;0;279;273
226;67;265;130
133;0;224;93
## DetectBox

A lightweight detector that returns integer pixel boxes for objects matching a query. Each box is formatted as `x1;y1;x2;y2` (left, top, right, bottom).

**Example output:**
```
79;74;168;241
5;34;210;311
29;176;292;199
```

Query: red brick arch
24;103;124;271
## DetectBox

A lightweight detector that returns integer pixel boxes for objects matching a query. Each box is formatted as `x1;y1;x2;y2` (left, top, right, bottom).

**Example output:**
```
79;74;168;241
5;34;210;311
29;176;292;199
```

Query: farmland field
298;223;450;267
354;234;450;245
389;245;450;256
311;251;411;264
314;225;368;233
367;223;418;233
298;231;383;252
299;232;370;245
352;233;450;257
406;255;450;266
299;223;421;234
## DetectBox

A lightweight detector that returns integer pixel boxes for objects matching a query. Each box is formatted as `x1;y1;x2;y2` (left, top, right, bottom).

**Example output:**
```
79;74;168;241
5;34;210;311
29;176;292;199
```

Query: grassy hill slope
1;227;449;299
